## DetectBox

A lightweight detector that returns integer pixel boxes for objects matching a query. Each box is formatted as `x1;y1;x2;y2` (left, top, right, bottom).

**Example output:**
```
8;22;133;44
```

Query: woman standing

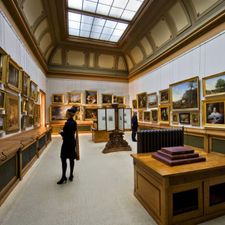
57;107;77;184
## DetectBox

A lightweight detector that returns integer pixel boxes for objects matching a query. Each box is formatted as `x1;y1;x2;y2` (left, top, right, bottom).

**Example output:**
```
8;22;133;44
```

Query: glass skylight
68;0;145;43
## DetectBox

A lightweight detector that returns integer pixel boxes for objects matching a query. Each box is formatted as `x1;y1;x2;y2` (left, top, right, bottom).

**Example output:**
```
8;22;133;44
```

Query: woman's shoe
69;175;74;182
57;177;67;184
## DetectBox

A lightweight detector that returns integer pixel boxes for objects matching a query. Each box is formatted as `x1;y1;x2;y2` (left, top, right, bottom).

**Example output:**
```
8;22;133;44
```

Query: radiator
137;128;184;153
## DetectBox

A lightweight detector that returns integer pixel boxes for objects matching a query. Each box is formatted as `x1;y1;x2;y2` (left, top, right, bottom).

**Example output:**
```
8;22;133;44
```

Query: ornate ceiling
2;0;225;81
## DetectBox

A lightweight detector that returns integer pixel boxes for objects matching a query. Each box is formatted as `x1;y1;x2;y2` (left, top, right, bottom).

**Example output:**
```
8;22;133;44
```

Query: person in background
131;112;138;142
57;106;77;184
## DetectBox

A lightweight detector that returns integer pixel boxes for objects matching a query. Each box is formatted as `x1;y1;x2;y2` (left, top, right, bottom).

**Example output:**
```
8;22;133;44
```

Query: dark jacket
60;118;77;159
131;115;138;131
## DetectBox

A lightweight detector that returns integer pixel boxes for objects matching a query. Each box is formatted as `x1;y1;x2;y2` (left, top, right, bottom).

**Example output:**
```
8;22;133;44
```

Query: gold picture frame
191;112;200;126
84;107;98;121
202;98;225;128
0;89;6;110
113;96;125;105
49;105;71;122
68;92;82;104
0;48;8;84
34;104;40;127
137;92;147;109
143;111;151;122
0;115;5;131
30;80;38;101
22;72;30;97
203;72;225;97
21;99;28;113
52;94;64;104
172;112;179;124
151;109;158;123
159;105;170;124
147;92;158;108
85;90;98;105
159;88;170;104
102;94;113;105
132;99;137;109
6;57;22;93
5;94;19;133
138;110;143;121
170;76;199;111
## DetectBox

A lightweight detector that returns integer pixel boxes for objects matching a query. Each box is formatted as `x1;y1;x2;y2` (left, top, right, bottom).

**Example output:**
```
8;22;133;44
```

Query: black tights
61;158;74;178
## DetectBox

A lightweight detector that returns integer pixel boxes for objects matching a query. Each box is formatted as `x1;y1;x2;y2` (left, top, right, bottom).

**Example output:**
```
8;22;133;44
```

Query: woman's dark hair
67;106;77;114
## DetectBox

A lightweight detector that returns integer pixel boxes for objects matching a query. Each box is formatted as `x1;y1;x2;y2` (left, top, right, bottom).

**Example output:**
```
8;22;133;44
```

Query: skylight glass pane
68;0;83;10
102;27;114;35
110;35;120;42
96;4;110;15
80;30;90;37
126;0;143;11
93;18;106;26
80;23;92;32
109;7;123;18
113;29;124;36
113;0;128;8
69;21;80;29
121;10;136;20
100;34;111;40
83;1;97;13
69;28;80;36
98;0;113;5
90;32;101;39
81;15;94;24
92;25;103;33
105;20;117;29
115;22;128;30
68;12;81;22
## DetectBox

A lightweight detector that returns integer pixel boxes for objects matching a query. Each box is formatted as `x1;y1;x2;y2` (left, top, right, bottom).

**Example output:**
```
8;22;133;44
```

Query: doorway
40;90;46;127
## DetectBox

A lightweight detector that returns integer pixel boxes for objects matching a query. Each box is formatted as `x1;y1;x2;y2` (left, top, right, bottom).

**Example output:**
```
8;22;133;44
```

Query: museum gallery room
3;0;225;225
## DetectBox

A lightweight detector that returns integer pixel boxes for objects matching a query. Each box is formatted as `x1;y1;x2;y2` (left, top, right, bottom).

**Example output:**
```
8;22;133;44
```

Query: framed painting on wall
6;58;22;92
5;94;19;133
84;107;97;121
159;105;170;124
113;96;125;104
151;109;158;123
179;112;191;125
170;77;199;111
52;94;64;104
138;110;143;121
102;94;113;104
132;99;137;109
144;111;151;122
0;50;8;84
22;72;30;97
159;89;170;104
68;92;82;104
27;100;34;116
203;72;225;97
203;98;225;128
147;92;158;108
0;115;5;131
30;80;38;101
85;90;98;105
0;90;6;110
49;105;71;121
191;112;200;126
172;112;179;124
137;92;147;109
34;104;40;127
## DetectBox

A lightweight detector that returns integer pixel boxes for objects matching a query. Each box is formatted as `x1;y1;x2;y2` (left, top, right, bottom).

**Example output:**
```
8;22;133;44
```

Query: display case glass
106;108;115;131
97;108;106;130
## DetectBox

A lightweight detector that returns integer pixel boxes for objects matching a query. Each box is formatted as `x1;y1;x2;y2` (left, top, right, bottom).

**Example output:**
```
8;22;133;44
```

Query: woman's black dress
60;118;77;159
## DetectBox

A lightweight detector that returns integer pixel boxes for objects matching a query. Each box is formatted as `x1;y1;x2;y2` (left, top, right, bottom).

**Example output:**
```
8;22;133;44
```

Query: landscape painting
179;113;190;125
68;92;81;104
203;73;225;97
30;81;38;101
147;93;158;108
171;77;199;110
50;105;71;121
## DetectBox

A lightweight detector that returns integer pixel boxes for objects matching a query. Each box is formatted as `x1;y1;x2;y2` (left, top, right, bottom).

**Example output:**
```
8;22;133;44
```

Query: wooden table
131;149;225;225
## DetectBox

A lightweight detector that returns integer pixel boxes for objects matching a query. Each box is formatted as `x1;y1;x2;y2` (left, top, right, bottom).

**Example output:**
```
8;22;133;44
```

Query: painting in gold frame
151;109;158;123
143;111;151;122
0;89;6;110
170;77;199;111
202;98;225;128
137;92;147;109
84;107;98;121
22;72;30;97
203;72;225;97
132;99;137;109
21;99;28;113
49;105;71;122
27;100;34;116
159;88;170;104
6;58;22;92
191;112;200;126
0;115;5;131
172;112;179;124
0;49;8;84
52;94;64;104
138;110;143;121
159;105;170;124
34;104;40;127
179;112;191;125
85;90;98;105
68;92;82;104
30;80;38;101
147;92;158;108
5;94;19;133
102;94;113;104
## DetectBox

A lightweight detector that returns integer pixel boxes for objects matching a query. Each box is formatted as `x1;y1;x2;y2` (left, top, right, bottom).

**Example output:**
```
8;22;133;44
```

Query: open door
40;90;46;127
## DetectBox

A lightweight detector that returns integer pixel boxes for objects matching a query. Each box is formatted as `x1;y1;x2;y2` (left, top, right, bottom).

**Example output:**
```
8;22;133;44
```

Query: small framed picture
172;113;179;124
0;50;8;84
22;72;30;97
159;105;170;124
21;99;28;113
52;94;64;104
191;112;200;126
179;112;191;125
138;110;143;121
68;92;82;104
137;92;147;109
102;94;113;104
0;89;6;110
84;107;98;120
151;109;158;123
159;89;169;104
0;115;5;131
147;92;158;108
30;80;38;101
85;90;98;105
144;111;151;122
132;99;137;109
113;96;125;104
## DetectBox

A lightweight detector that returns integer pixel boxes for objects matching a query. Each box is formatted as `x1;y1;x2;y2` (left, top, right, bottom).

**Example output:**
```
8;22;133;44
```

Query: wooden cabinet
131;150;225;225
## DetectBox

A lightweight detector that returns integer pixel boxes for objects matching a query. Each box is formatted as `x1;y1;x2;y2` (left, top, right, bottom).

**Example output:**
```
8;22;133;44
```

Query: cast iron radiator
137;128;184;153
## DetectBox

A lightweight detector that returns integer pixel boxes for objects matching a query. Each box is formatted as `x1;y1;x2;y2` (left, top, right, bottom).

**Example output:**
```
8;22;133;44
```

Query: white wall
46;78;129;122
0;11;46;91
129;30;225;127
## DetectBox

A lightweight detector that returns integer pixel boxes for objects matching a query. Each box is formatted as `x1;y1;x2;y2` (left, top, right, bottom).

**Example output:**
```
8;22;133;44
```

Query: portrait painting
132;99;137;109
85;108;97;120
138;110;143;121
206;102;224;124
179;113;190;125
144;111;151;122
0;115;5;131
159;89;169;104
5;94;19;133
203;72;225;97
68;92;81;104
7;60;21;92
50;105;71;121
151;109;158;123
113;96;125;104
30;81;38;101
160;106;169;123
102;94;113;104
52;94;64;104
85;90;97;105
147;92;158;108
22;72;30;97
172;113;179;124
191;113;200;126
170;77;199;111
0;90;6;109
21;99;28;113
137;92;147;109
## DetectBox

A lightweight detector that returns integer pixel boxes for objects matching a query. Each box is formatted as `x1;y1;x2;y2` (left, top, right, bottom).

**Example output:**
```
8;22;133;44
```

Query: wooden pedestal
92;129;109;143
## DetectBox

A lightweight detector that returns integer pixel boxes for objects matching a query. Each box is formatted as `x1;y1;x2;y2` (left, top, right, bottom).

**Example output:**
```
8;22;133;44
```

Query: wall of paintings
129;29;225;130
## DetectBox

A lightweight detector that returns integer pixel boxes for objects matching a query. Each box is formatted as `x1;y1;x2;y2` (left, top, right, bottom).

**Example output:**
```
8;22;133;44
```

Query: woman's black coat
60;118;77;159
